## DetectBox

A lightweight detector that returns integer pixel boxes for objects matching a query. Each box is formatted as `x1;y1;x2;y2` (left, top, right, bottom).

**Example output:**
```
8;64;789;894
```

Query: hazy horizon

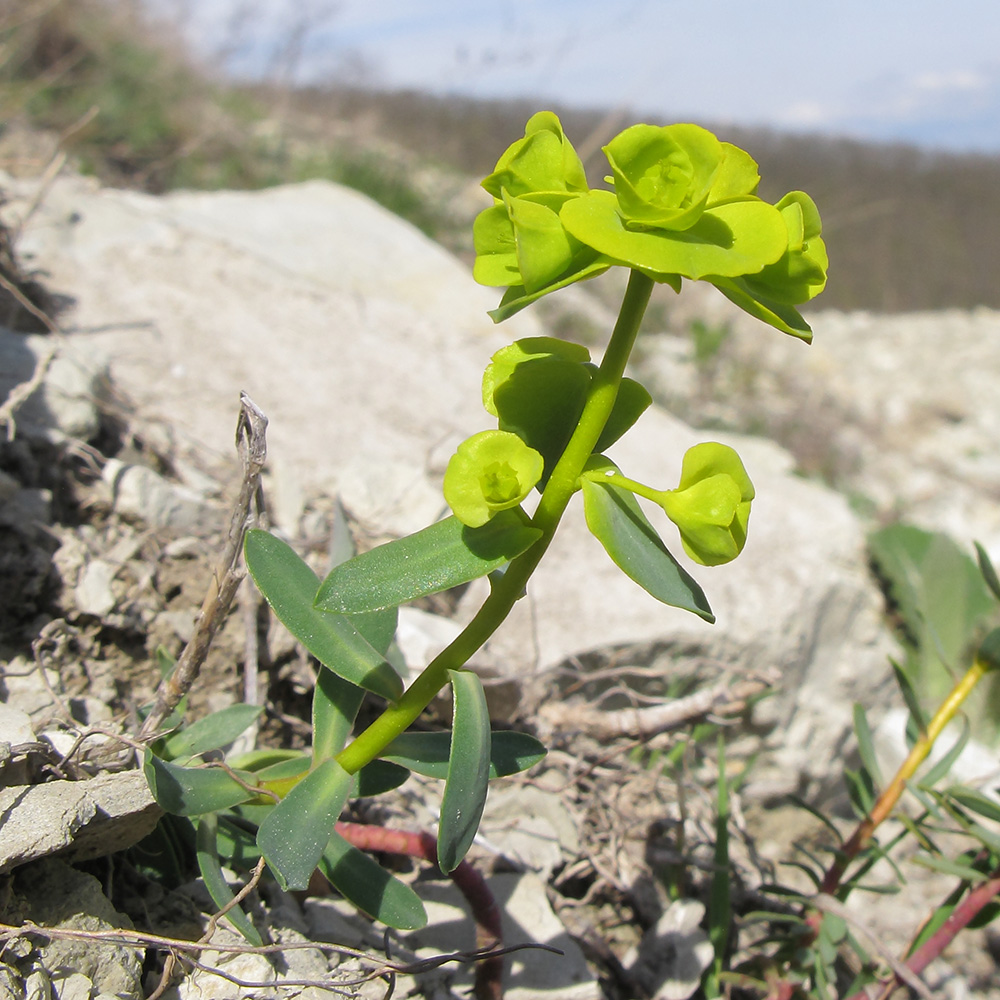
148;0;1000;155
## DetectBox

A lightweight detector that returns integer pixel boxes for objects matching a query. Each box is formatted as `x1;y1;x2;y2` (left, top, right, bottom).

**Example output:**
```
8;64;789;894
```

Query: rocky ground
2;164;1000;999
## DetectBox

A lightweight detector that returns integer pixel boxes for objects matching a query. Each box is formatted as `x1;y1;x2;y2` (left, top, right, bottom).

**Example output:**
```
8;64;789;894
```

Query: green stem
336;270;654;774
581;470;667;507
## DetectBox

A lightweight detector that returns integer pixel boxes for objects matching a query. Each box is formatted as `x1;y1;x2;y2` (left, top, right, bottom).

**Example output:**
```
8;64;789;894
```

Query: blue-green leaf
946;786;1000;824
976;542;1000;603
356;759;410;796
315;512;542;615
318;830;427;930
919;716;969;788
581;476;714;622
313;670;365;763
195;814;262;945
244;529;402;702
158;704;263;761
852;703;883;790
215;815;263;868
228;748;307;772
144;750;257;816
257;759;352;890
438;670;491;873
381;730;546;779
891;659;929;736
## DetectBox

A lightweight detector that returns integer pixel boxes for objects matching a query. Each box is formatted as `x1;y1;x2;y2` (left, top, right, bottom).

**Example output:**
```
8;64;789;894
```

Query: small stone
625;899;714;1000
51;971;93;1000
74;560;117;616
24;969;51;1000
0;704;37;786
102;460;217;534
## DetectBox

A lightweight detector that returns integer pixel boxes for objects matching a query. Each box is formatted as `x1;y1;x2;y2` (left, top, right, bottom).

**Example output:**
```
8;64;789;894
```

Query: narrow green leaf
741;909;808;926
381;730;546;779
155;645;177;677
758;883;810;900
438;670;491;873
843;767;876;817
708;734;731;985
920;716;970;788
976;542;1000;603
318;830;427;930
356;759;410;796
195;815;262;946
159;704;263;761
947;786;1000;824
143;750;257;816
851;883;900;896
257;759;352;890
214;815;262;868
228;748;307;772
963;818;1000;855
581;477;714;622
329;496;356;569
313;670;365;763
910;853;987;882
910;901;957;953
244;529;402;702
842;967;880;999
784;795;843;841
905;781;943;818
782;859;823;889
852;703;883;790
250;755;311;783
969;900;1000;929
316;512;542;615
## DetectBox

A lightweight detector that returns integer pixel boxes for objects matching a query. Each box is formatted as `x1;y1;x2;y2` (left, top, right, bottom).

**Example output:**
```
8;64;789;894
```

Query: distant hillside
297;87;1000;313
4;0;998;314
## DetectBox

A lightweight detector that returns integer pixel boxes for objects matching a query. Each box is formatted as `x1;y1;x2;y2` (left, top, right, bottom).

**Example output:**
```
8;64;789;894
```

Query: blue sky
160;0;1000;153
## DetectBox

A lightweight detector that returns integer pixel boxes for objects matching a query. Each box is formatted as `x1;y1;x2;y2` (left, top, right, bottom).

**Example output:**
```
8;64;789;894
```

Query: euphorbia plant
145;111;827;935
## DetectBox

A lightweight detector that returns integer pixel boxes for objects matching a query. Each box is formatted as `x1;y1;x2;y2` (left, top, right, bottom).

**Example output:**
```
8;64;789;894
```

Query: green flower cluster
443;429;544;528
659;442;754;566
443;338;754;567
474;112;827;339
443;336;650;529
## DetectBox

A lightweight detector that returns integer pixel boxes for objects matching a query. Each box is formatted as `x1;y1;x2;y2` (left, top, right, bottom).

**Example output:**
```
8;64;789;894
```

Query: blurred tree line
3;0;999;313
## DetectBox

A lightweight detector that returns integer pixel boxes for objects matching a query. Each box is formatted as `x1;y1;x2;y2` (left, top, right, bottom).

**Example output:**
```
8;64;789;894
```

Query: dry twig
135;392;268;745
539;670;775;740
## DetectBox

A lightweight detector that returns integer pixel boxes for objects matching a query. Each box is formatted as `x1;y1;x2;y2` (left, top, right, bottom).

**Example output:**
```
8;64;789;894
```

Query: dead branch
538;671;775;741
134;392;268;746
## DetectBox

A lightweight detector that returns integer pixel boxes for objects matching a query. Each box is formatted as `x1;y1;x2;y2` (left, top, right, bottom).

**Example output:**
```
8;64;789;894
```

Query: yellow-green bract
660;443;755;566
443;429;544;528
472;112;828;337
